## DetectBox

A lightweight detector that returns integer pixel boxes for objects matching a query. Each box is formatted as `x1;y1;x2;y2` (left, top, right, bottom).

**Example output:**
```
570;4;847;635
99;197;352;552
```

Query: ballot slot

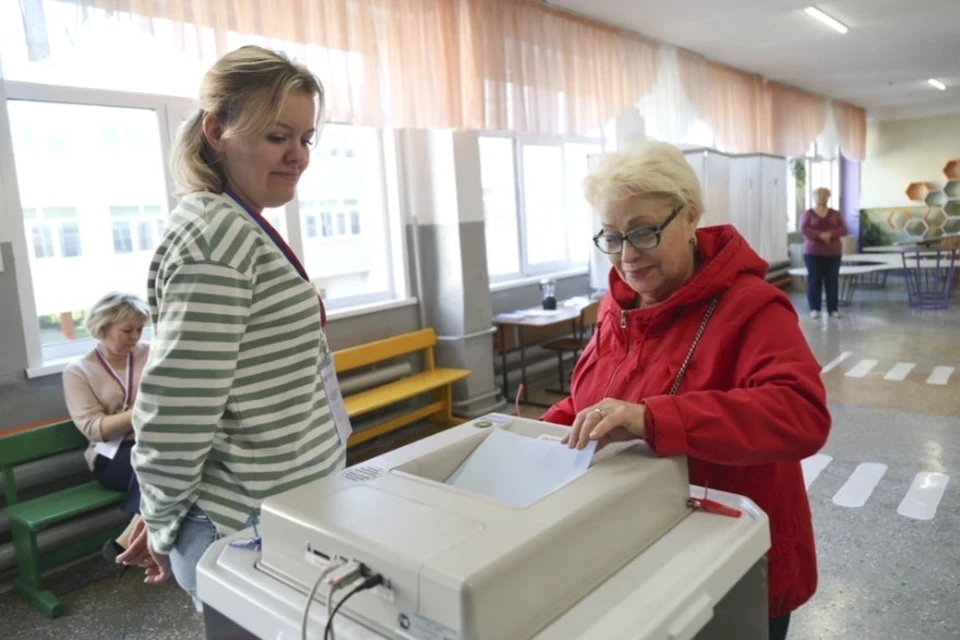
391;423;597;509
391;429;489;484
390;421;577;484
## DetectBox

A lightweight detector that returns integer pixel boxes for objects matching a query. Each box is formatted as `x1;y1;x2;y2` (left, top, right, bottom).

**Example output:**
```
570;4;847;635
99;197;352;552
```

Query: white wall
861;113;960;209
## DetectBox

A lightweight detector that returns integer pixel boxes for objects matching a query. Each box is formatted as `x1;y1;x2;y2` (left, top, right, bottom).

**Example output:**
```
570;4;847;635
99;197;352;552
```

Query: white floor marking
926;366;954;385
897;472;951;520
845;359;879;378
832;463;888;508
821;351;852;374
802;454;833;490
883;362;916;381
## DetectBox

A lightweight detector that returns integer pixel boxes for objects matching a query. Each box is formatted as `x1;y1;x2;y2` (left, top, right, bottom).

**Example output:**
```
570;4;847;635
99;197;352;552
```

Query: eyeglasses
592;203;685;254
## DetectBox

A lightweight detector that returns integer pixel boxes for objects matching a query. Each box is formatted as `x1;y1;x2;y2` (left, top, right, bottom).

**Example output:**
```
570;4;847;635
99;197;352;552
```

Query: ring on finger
594;407;606;418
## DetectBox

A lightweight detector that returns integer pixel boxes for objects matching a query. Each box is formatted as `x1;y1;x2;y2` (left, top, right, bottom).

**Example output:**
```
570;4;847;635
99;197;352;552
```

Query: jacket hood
607;224;768;316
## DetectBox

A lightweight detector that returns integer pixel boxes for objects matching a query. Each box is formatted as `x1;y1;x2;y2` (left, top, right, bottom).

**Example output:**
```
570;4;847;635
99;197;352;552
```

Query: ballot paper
444;428;597;507
94;437;123;460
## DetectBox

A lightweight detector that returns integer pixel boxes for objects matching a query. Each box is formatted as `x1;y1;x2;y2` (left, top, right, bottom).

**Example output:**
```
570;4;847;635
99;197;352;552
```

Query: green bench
0;420;125;617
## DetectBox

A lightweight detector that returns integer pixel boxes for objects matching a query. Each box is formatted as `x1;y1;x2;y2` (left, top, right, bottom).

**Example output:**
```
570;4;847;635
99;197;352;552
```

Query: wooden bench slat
348;401;447;447
5;481;124;532
335;328;438;373
0;421;88;468
344;368;470;417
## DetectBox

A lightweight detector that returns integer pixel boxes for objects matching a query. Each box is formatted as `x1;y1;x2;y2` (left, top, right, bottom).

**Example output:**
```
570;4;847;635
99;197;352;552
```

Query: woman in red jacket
543;141;831;640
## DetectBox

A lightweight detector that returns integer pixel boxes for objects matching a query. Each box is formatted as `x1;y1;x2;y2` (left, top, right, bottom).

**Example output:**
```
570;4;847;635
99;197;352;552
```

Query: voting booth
197;415;771;639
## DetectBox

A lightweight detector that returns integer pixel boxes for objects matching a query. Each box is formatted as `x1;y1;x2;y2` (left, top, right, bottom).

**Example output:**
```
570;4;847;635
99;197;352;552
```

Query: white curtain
638;45;699;145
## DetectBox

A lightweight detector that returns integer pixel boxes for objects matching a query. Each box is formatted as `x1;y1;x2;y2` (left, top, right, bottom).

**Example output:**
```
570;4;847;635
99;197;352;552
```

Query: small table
493;299;591;408
788;265;874;306
840;254;900;288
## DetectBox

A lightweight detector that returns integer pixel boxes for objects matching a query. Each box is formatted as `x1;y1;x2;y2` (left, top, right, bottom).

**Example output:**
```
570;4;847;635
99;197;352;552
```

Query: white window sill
25;297;421;380
26;357;80;380
326;296;418;321
489;267;589;293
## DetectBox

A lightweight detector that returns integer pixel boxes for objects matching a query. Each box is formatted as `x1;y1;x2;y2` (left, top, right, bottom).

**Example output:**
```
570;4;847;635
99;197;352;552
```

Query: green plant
790;158;806;186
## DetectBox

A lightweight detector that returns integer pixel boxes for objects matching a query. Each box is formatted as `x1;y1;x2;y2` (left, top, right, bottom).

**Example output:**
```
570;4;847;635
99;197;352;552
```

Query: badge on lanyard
93;349;134;460
318;352;352;447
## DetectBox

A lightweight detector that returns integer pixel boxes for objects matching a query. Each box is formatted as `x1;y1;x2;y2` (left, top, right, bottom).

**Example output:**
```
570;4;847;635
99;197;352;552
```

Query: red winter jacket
541;225;830;619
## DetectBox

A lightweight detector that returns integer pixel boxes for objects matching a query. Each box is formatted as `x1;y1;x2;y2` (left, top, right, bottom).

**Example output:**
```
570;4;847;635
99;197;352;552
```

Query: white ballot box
197;415;771;640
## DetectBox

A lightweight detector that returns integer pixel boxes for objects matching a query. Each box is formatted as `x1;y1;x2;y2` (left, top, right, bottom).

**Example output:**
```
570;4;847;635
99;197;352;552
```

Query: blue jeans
170;504;257;612
92;441;141;514
803;254;842;313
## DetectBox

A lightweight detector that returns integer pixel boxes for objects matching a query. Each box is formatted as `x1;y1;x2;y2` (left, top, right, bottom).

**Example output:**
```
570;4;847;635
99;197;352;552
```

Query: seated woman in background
62;292;149;562
543;141;831;640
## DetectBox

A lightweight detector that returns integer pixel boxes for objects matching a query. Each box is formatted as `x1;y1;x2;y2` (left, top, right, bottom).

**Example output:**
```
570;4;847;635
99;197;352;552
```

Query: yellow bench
333;328;471;447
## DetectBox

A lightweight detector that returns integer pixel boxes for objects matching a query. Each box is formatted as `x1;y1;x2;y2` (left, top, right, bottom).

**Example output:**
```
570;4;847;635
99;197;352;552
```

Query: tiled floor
2;282;958;639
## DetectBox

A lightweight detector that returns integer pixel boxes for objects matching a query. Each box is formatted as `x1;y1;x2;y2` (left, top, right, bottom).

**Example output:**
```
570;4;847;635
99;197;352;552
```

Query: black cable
323;574;384;640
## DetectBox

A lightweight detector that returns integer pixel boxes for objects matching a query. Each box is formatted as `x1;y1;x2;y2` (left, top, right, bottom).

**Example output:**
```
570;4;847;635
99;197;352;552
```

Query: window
6;98;170;362
479;135;602;280
521;143;567;267
479;137;521;278
296;124;398;306
31;225;54;259
786;143;842;232
109;205;165;253
23;207;83;259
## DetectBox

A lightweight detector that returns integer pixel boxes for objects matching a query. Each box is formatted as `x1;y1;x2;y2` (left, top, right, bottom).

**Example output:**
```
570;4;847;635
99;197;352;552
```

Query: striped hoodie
132;192;345;555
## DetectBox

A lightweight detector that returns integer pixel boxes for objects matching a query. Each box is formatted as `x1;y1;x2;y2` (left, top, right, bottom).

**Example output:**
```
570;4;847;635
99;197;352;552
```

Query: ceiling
546;0;960;121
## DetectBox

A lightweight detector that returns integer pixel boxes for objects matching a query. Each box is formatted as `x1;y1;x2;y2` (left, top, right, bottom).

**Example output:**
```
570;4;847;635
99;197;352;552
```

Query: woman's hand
100;408;134;440
117;518;171;584
143;546;172;585
117;516;151;567
561;399;646;450
819;231;832;243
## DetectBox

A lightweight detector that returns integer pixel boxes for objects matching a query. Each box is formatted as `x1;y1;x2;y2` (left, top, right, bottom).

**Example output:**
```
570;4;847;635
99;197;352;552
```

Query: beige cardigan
63;344;149;470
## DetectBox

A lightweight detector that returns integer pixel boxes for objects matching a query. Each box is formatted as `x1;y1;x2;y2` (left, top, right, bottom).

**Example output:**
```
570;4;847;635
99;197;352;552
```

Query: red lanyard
225;190;327;327
94;349;134;410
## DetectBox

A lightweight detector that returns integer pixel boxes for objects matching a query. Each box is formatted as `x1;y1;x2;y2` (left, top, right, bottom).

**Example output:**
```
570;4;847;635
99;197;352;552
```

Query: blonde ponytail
170;110;224;196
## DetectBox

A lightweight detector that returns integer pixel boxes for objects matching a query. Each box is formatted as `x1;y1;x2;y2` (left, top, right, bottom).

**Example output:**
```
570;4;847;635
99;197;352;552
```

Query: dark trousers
93;441;141;515
769;613;791;640
804;254;842;313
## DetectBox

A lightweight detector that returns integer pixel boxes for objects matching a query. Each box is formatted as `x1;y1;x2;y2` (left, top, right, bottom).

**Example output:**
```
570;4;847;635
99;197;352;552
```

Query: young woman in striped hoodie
117;45;346;607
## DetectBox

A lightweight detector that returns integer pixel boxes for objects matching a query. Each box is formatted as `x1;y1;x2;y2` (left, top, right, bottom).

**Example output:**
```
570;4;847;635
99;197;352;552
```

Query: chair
541;301;599;394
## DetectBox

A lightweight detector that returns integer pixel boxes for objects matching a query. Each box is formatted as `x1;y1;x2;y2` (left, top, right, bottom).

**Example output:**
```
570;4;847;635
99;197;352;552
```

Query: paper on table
444;428;597;508
94;437;123;460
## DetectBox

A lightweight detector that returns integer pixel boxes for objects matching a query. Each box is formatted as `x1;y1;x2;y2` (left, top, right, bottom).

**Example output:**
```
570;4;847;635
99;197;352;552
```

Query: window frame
2;81;180;368
0;80;409;373
479;131;602;285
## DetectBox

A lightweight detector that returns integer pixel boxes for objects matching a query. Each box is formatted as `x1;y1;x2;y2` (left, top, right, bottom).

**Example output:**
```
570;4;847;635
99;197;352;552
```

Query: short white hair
582;141;704;220
84;292;149;339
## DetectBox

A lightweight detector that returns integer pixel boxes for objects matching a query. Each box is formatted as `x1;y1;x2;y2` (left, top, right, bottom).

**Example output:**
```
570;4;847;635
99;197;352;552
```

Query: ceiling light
804;6;848;34
928;78;947;91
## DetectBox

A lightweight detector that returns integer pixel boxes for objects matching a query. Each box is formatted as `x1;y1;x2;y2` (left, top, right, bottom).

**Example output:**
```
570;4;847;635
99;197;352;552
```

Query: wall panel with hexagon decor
859;159;960;248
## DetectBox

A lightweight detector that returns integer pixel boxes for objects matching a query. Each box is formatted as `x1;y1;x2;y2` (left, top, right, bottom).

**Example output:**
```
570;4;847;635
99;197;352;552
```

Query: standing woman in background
799;187;848;319
118;45;348;609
